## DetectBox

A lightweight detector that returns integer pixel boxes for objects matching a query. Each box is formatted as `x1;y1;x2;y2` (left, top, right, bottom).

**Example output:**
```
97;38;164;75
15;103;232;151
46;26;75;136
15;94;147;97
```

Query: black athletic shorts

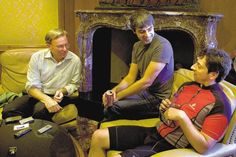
108;126;175;157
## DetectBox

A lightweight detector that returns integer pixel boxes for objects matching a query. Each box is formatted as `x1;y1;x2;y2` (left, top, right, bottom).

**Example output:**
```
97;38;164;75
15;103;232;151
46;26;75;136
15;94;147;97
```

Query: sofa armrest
0;48;42;94
100;118;160;129
106;141;236;157
152;143;236;157
171;68;194;96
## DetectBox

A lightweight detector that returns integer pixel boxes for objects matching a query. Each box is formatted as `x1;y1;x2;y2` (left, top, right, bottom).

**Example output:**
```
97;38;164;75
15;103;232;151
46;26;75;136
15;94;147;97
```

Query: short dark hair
199;48;232;82
45;28;67;44
130;9;155;31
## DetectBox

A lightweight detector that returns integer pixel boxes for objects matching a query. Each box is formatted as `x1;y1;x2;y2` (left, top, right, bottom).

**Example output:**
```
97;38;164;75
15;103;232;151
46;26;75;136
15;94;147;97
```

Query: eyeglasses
52;44;70;50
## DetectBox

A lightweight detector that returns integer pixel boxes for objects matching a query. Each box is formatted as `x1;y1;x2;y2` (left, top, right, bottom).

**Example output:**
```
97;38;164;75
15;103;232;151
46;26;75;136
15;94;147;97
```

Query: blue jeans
103;90;161;121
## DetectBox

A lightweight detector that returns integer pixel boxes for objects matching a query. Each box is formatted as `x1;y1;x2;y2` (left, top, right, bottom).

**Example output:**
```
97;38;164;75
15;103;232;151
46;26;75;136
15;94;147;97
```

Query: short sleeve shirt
131;33;174;99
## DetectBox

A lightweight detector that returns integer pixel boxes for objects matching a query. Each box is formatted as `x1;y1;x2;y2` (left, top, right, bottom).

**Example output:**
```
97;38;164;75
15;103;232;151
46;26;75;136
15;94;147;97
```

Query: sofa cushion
0;48;42;94
100;118;160;128
171;68;194;96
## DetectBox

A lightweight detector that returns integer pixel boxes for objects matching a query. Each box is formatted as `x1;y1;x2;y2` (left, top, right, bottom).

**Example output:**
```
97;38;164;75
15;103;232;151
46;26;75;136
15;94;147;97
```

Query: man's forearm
178;112;215;154
112;78;130;93
29;87;61;111
28;87;51;103
116;78;149;100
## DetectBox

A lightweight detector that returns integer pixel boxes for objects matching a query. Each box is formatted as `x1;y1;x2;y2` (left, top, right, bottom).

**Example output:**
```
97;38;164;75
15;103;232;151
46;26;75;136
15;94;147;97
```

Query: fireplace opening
92;27;194;101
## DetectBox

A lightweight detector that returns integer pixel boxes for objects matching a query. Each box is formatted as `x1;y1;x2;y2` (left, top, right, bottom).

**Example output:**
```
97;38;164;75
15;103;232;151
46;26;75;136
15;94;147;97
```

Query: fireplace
75;9;222;100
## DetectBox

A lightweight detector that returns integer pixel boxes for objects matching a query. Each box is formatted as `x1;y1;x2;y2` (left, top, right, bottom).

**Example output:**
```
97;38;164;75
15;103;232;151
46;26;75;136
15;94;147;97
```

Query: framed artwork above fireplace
98;0;200;11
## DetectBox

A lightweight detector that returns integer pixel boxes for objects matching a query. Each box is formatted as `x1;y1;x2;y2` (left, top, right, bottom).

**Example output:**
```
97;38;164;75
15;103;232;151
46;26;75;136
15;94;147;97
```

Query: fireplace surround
75;9;222;98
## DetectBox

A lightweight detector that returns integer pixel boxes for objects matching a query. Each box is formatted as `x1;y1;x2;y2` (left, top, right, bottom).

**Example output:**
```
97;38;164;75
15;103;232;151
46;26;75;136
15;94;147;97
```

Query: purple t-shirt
132;33;174;99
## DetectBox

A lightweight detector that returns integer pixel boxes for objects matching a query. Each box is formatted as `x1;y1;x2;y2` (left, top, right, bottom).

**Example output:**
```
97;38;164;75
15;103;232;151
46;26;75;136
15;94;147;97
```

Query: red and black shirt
158;82;231;148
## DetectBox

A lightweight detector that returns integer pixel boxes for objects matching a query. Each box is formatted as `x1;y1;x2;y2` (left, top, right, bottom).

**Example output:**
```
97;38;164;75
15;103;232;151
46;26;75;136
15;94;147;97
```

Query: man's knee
2;95;33;119
91;129;109;148
2;110;23;119
103;104;123;119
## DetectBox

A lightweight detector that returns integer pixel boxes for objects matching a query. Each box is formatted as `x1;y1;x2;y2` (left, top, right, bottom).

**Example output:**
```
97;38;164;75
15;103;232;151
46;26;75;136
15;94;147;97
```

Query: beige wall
75;0;236;57
0;0;58;51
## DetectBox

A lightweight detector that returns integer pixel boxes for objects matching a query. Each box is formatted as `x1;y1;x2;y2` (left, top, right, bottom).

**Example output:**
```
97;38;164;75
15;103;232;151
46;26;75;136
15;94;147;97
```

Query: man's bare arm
28;87;62;113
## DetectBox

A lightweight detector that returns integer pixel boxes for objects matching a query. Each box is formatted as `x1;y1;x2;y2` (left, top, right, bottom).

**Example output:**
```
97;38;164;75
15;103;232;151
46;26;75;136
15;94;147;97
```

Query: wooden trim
58;0;65;29
64;0;75;52
58;0;75;53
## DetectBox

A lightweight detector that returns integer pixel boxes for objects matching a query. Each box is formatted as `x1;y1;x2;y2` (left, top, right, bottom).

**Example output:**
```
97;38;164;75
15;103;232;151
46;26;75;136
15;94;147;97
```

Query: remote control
19;116;34;124
37;124;52;134
14;128;32;138
5;116;22;124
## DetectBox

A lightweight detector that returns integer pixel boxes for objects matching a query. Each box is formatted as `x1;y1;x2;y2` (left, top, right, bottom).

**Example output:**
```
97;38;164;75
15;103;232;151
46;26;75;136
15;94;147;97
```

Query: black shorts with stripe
108;126;175;157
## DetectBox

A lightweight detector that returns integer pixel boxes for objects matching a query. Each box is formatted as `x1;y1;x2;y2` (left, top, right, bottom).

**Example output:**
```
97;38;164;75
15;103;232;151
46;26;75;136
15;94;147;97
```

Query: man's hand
43;97;62;113
160;99;185;121
159;99;172;112
164;107;185;121
54;90;64;103
102;90;117;107
102;93;107;106
28;87;62;113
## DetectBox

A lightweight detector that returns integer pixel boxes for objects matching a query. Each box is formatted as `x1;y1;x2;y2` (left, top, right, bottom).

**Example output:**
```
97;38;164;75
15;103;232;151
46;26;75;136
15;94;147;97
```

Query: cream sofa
101;68;236;157
0;48;78;127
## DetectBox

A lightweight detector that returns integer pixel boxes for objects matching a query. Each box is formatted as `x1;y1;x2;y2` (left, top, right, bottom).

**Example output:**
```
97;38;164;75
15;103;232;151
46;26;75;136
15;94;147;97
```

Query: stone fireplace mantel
75;9;222;93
